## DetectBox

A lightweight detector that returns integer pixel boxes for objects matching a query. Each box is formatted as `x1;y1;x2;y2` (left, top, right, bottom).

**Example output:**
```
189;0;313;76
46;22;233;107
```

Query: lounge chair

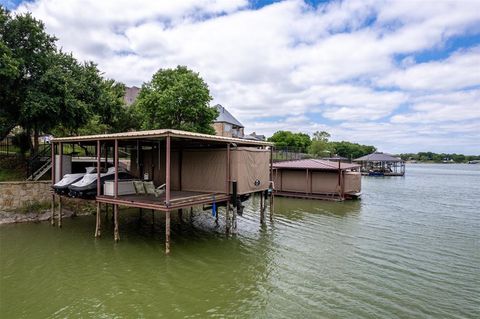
143;181;166;198
133;181;146;195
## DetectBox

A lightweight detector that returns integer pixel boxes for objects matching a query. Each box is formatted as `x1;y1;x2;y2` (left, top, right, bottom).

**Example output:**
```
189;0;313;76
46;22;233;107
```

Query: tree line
267;130;376;160
398;152;480;163
1;7;217;155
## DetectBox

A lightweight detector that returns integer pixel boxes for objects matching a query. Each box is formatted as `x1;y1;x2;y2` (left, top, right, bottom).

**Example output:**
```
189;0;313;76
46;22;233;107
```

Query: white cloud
13;0;480;153
380;47;480;91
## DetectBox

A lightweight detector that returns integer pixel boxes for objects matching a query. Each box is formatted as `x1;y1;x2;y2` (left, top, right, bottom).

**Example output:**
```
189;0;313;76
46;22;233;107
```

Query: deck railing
273;147;311;162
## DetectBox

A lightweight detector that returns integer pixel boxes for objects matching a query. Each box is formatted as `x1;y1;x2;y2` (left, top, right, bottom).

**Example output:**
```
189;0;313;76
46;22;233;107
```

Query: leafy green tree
1;7;133;151
329;141;376;159
0;7;56;143
268;130;311;152
309;131;333;156
134;66;218;134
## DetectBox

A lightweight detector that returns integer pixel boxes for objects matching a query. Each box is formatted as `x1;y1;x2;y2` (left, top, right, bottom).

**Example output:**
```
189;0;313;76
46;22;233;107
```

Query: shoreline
0;209;89;225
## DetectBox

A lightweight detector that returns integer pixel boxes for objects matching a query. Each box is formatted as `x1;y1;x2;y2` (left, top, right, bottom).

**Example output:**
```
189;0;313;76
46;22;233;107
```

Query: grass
0;156;26;182
17;200;52;214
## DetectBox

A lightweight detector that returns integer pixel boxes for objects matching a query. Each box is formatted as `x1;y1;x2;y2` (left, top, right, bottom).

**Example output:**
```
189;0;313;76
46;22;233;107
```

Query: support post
178;209;183;224
269;192;274;222
231;202;237;233
165;135;171;207
225;200;230;235
95;140;101;237
95;202;101;237
51;142;56;226
58;196;62;228
51;195;56;226
305;168;309;195
190;206;193;224
260;193;265;225
97;140;101;197
226;143;230;194
269;146;274;222
59;142;63;181
165;211;171;254
114;204;120;242
114;139;118;198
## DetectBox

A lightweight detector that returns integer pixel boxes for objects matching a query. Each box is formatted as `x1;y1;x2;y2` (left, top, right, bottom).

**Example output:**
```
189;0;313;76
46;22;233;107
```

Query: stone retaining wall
0;181;51;211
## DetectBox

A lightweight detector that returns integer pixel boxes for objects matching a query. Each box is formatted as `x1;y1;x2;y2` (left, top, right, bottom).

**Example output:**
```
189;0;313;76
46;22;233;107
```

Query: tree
329;141;376;159
134;66;218;134
1;7;133;151
267;131;311;152
0;7;56;142
309;131;333;157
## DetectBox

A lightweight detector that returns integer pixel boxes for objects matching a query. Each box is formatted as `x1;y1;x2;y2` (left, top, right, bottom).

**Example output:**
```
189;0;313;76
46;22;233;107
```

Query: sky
3;0;480;154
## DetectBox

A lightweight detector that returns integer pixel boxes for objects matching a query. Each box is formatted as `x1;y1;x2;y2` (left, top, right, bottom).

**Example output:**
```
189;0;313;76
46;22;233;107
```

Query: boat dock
50;129;274;254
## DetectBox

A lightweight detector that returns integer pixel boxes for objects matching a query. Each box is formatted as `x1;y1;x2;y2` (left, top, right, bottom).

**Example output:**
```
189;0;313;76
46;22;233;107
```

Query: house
124;86;140;105
213;104;244;138
246;132;266;141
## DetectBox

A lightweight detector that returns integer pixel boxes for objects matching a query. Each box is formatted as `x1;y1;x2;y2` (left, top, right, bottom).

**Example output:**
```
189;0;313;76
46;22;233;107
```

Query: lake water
1;164;479;318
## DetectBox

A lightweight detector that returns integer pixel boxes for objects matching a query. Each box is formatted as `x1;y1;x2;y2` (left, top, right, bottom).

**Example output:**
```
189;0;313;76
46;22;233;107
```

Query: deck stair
27;159;52;181
26;144;52;181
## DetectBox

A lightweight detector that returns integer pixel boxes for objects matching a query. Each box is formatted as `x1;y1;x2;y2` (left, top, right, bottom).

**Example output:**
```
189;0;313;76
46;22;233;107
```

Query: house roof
353;152;403;162
51;128;272;146
273;159;360;171
214;104;244;128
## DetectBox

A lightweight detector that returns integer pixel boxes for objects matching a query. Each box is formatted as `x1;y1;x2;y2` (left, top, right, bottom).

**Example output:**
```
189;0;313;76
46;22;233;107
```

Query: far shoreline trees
268;130;376;160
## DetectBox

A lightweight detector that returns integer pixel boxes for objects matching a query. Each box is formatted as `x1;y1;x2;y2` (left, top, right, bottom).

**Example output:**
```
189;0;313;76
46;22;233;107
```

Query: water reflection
273;196;361;220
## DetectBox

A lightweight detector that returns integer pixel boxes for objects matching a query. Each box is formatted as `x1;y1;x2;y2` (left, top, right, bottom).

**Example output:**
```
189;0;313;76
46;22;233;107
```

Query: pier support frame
95;202;101;238
165;211;171;254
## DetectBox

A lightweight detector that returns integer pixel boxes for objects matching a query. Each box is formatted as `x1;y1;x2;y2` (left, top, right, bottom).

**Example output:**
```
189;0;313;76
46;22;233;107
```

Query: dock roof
51;128;272;146
353;152;403;162
273;159;360;171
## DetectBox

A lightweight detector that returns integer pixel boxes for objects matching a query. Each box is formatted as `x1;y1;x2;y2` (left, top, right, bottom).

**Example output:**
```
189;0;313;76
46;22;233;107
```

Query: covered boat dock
272;159;361;201
50;129;273;253
353;152;405;176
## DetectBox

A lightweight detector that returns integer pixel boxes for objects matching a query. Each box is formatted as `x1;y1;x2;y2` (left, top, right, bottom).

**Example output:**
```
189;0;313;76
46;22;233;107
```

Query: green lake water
1;164;479;318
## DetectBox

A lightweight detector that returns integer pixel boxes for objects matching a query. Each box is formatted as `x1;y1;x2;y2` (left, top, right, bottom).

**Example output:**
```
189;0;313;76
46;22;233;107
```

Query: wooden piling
269;193;274;222
232;202;237;233
260;193;265;225
58;196;63;228
51;194;55;226
225;200;230;235
178;208;183;224
95;202;101;238
165;211;171;254
190;206;193;224
114;204;120;242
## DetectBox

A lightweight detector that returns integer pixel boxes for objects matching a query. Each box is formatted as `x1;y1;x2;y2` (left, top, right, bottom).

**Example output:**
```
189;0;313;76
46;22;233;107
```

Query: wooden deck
96;191;230;211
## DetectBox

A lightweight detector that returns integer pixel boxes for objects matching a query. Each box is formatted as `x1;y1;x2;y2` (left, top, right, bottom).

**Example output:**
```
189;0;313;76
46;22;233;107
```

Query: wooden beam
114;204;119;242
96;140;101;196
165;211;171;254
225;200;230;235
95;202;101;238
114;139;118;198
226;143;230;194
59;142;63;181
165;135;171;207
58;196;62;228
51;142;56;226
